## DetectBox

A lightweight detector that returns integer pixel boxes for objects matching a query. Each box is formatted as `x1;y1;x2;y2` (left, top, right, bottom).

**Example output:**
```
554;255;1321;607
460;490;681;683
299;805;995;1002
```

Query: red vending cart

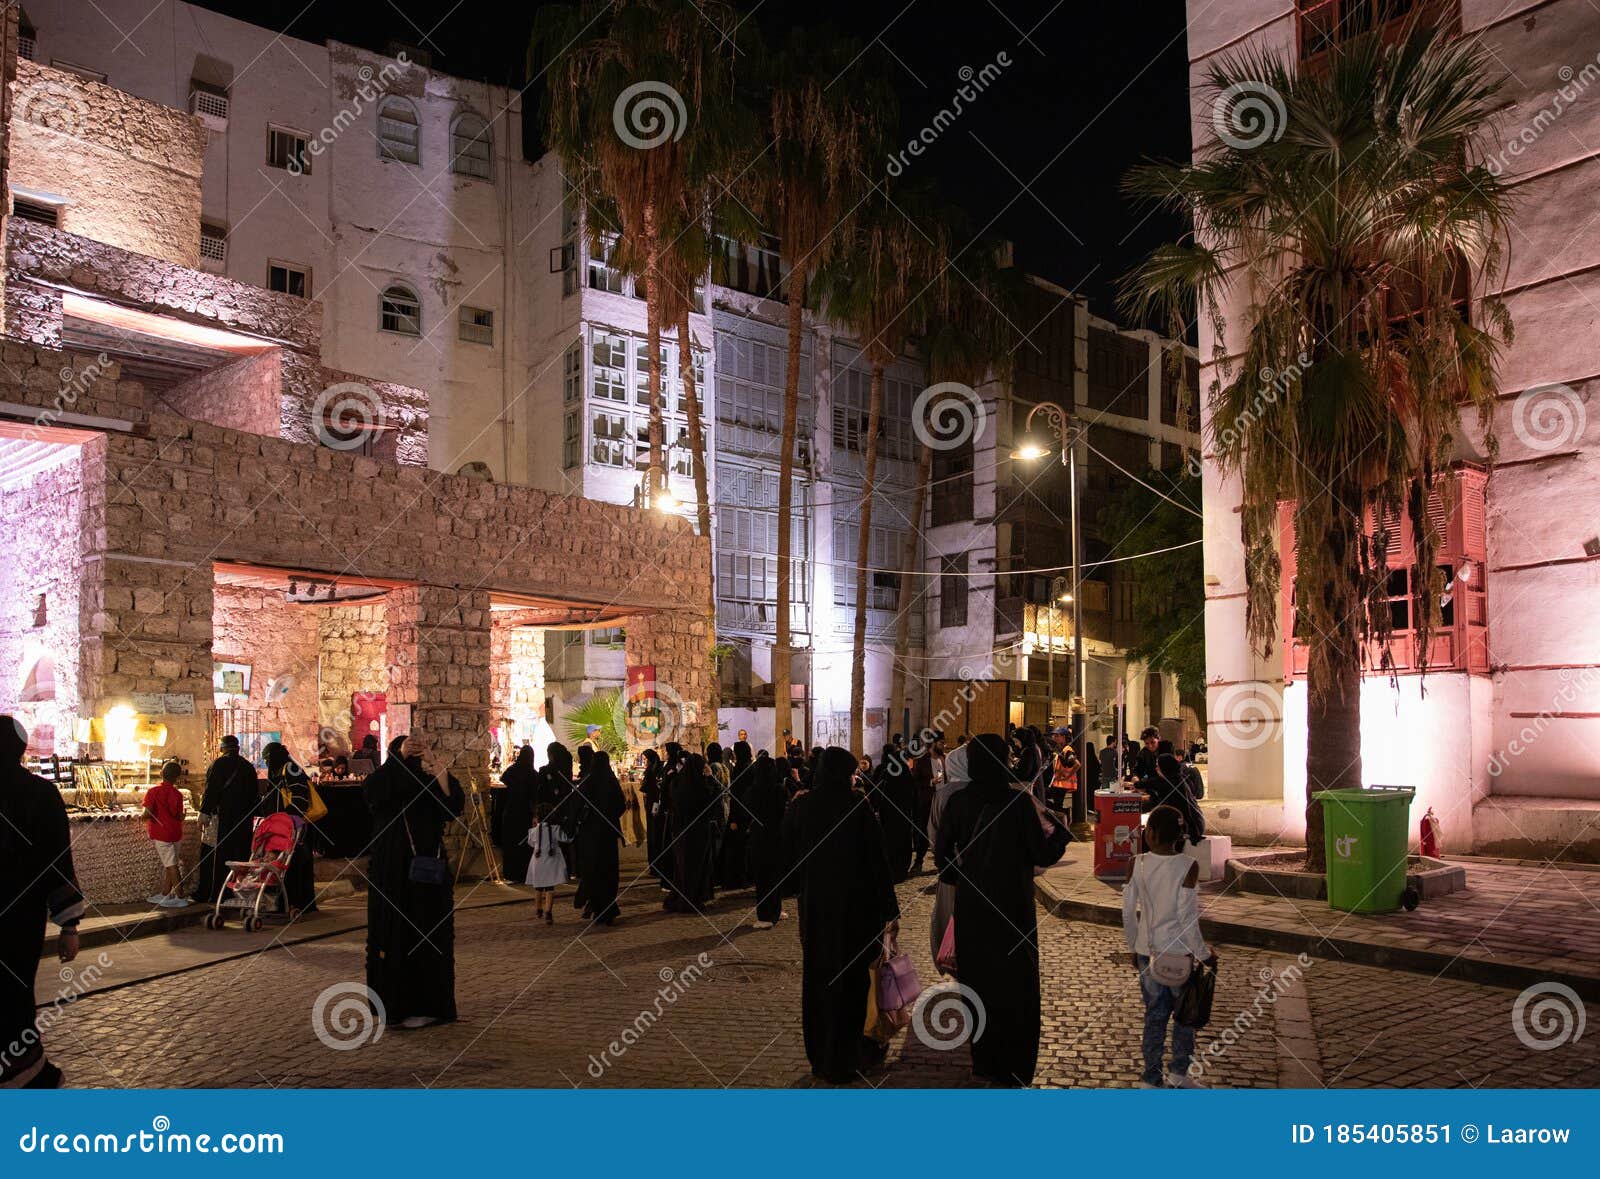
1093;789;1147;882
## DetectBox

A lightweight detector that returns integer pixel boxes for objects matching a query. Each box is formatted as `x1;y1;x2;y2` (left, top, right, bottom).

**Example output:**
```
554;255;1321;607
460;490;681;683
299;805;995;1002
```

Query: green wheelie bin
1311;785;1418;913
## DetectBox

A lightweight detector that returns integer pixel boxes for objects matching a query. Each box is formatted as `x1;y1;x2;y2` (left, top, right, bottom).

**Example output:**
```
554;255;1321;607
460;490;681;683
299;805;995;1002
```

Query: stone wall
9;60;207;267
0;449;81;753
211;582;321;761
317;600;389;754
71;415;713;778
0;343;147;434
490;610;546;724
162;351;282;438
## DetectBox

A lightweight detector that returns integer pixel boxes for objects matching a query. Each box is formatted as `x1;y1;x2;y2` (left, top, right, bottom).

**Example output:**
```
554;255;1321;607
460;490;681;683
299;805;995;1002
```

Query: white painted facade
1186;0;1600;853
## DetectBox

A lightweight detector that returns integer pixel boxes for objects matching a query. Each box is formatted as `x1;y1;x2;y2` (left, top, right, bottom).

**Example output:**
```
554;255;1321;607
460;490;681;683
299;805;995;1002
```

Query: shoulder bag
404;809;450;886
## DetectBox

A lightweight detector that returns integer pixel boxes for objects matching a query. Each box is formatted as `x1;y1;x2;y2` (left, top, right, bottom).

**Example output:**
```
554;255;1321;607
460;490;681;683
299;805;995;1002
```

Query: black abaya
744;762;786;923
869;755;919;882
780;750;900;1084
934;778;1070;1086
572;766;626;924
666;768;717;911
194;752;262;901
363;752;465;1025
718;754;754;889
496;757;537;882
266;762;317;914
0;759;84;1088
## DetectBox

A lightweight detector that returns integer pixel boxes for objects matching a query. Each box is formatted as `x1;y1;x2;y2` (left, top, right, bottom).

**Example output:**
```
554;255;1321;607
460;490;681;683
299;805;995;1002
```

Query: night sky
191;0;1192;319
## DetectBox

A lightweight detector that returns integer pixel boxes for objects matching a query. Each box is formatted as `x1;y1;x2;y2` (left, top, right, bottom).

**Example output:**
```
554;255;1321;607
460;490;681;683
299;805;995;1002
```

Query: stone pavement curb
1034;864;1600;1003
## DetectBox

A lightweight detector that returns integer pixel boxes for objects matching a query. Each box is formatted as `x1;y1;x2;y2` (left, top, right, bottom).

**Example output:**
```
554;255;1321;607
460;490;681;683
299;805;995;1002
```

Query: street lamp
1012;400;1091;835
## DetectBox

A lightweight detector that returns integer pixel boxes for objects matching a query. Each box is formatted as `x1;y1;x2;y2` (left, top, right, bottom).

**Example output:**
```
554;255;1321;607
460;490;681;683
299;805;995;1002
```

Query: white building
30;0;1198;754
1187;0;1600;857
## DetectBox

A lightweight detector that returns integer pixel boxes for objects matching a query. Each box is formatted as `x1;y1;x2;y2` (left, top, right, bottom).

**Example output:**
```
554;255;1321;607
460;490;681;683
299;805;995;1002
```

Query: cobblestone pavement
37;857;1594;1089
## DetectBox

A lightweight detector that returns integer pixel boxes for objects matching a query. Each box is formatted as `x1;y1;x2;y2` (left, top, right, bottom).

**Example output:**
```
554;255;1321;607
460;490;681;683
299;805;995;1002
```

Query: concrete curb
1035;876;1600;1002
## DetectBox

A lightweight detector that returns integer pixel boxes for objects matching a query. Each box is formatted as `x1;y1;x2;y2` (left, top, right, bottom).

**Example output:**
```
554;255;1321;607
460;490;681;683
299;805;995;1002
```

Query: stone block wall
0;343;148;434
490;610;546;725
211;582;321;757
9;60;207;267
69;417;713;779
317;600;389;753
163;351;282;438
0;449;82;752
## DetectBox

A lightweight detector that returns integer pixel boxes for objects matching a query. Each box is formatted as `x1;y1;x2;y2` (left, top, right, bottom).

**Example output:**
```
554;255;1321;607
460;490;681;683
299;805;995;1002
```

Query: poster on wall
213;660;252;708
240;731;281;768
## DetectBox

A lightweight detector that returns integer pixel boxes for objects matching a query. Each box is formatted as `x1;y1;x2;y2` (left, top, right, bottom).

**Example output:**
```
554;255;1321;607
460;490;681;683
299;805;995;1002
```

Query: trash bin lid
1311;785;1415;804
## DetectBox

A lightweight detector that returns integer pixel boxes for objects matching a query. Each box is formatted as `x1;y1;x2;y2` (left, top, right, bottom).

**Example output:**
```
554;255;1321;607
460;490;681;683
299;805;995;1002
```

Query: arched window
451;112;491;179
380;283;421;336
377;96;420;165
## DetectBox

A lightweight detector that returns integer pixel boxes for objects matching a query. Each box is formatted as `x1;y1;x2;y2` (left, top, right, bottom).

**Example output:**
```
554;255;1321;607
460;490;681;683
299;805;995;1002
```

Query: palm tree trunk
677;310;718;732
1303;480;1366;873
773;284;803;749
849;363;885;756
642;201;665;497
888;437;932;736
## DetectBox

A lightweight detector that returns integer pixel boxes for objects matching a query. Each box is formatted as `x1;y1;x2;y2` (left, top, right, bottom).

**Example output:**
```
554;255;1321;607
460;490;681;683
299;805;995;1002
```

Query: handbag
935;917;958;975
404;811;449;886
876;933;922;1029
200;813;219;846
280;779;328;824
1175;957;1217;1029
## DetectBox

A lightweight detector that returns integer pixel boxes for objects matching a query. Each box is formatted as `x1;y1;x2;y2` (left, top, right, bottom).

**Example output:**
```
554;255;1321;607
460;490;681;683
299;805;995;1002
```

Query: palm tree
887;234;1022;733
812;182;949;755
756;30;893;749
534;0;741;498
1121;26;1513;869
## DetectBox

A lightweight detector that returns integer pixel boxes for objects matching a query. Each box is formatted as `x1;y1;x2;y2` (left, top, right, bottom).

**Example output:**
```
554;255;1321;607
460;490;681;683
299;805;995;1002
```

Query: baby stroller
204;811;299;932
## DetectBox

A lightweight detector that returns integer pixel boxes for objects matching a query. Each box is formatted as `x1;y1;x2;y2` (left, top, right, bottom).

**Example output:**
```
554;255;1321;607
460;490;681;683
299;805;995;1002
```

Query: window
1086;326;1150;418
199;222;228;264
830;366;917;462
380;284;421;335
451;112;491;178
563;339;583;403
591;331;628;401
18;18;36;62
11;197;59;227
267;125;311;173
267;261;310;298
587;231;626;294
377;97;420;165
591;411;630;467
458;306;494;345
940;553;969;629
931;437;974;525
562;411;581;469
712;234;786;301
560;179;581;297
1296;0;1449;61
589;626;626;647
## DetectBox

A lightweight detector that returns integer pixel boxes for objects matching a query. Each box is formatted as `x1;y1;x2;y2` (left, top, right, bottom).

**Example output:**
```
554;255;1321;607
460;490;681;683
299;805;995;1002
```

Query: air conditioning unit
189;87;229;131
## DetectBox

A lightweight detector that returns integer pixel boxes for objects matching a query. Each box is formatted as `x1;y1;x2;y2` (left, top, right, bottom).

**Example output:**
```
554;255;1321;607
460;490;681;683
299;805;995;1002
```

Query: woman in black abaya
718;741;754;888
363;734;465;1029
869;745;919;883
780;746;900;1084
539;743;577;879
744;753;787;927
573;750;626;925
639;748;666;879
496;744;537;883
665;753;717;912
262;742;317;917
934;733;1071;1086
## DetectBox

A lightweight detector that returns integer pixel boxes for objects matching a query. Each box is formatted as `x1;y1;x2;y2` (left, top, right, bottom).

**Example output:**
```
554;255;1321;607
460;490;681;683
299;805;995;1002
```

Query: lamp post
1013;401;1091;835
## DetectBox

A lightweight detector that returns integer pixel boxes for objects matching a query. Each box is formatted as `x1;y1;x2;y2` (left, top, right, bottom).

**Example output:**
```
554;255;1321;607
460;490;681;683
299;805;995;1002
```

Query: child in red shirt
142;760;190;907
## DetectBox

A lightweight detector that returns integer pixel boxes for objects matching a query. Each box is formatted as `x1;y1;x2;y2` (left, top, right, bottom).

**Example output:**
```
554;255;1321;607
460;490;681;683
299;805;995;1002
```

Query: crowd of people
2;707;1210;1090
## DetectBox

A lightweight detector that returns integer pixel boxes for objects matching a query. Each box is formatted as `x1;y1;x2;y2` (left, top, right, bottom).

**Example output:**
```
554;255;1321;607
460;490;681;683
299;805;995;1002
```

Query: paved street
36;852;1596;1089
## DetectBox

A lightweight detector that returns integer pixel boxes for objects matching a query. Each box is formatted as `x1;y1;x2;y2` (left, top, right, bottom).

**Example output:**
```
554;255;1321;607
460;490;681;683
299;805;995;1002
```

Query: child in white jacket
1122;804;1212;1087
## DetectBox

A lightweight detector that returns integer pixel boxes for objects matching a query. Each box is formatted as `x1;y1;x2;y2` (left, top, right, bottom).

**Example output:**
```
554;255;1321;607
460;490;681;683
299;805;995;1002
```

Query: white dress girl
525;821;568;889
